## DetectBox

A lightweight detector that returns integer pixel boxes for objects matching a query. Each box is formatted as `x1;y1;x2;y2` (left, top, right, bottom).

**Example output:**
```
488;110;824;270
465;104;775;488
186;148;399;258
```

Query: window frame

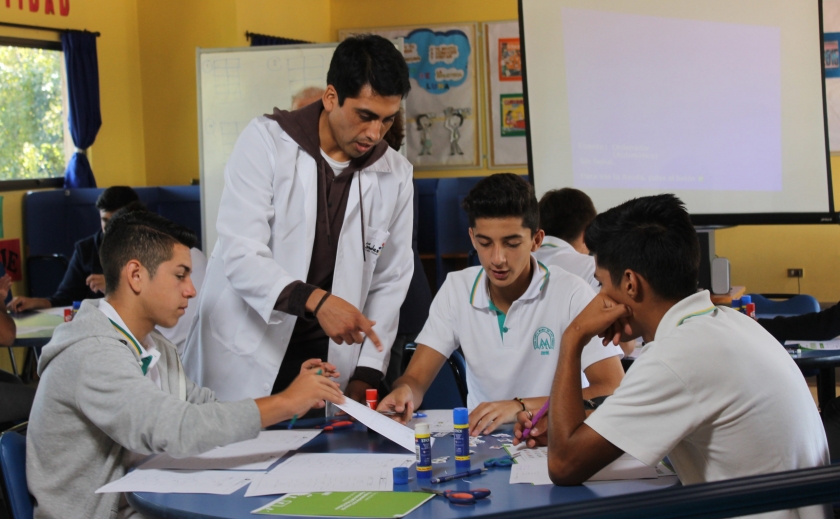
0;35;68;191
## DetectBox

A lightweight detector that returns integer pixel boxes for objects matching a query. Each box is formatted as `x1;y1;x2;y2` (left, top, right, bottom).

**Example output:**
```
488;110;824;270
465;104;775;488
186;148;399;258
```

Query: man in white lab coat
183;35;415;406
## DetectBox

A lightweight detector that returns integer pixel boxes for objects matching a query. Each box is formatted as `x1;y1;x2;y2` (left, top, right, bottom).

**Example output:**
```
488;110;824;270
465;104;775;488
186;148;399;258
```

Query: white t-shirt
416;258;623;410
320;149;351;176
532;236;600;292
586;291;829;519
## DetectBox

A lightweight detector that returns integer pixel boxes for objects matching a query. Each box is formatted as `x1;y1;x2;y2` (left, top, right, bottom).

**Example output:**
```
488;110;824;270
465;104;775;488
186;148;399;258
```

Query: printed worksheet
138;430;321;471
335;398;416;452
96;469;260;494
410;409;454;434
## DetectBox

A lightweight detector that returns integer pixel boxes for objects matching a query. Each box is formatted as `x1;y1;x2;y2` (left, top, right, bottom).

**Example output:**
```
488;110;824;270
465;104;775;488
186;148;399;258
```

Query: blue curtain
60;31;101;189
248;32;310;46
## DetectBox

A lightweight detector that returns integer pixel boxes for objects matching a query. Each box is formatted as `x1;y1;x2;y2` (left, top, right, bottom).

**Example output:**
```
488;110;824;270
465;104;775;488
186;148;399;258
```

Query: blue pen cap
731;298;741;309
740;295;752;305
393;466;409;485
72;301;81;310
453;407;468;425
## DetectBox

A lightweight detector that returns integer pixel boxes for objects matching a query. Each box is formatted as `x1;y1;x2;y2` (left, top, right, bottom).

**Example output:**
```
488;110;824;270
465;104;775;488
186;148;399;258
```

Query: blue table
128;422;678;518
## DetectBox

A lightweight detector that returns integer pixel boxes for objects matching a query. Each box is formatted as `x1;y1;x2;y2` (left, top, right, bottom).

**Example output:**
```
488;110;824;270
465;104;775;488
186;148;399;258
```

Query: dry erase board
196;43;338;250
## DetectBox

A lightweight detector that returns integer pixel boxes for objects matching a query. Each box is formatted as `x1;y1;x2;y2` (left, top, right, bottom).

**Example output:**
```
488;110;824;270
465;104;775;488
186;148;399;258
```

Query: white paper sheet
335;398;416;452
138;430;321;471
410;409;454;434
244;453;415;497
96;468;260;494
508;448;658;485
786;339;840;350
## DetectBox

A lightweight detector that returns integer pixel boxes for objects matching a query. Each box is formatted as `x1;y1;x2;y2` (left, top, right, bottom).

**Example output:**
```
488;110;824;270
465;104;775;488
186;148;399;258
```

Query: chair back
419;349;468;410
0;430;33;519
748;293;820;316
26;255;69;299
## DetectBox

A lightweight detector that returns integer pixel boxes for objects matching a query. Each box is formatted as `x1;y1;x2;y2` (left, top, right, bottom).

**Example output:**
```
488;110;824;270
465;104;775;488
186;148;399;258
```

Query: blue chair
409;343;468;410
0;427;33;519
414;179;439;257
25;255;69;299
748;293;820;316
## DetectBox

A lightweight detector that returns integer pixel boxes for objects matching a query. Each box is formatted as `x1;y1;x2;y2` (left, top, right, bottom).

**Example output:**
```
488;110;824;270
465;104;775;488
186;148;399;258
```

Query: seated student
533;187;600;292
0;266;31;431
8;186;140;312
514;195;829;518
377;174;624;435
26;210;344;519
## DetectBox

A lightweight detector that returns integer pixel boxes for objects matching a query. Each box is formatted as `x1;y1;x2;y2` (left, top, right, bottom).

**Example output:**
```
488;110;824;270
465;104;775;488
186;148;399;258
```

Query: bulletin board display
340;24;482;170
484;21;528;167
825;0;840;152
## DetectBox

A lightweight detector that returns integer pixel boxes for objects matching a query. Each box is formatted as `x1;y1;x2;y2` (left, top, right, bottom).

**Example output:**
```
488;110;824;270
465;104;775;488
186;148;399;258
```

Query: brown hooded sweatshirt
265;100;389;387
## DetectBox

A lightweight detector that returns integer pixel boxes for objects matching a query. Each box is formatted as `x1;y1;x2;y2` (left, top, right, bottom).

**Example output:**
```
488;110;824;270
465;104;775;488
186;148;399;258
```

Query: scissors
483;453;519;468
419;488;491;505
317;420;354;432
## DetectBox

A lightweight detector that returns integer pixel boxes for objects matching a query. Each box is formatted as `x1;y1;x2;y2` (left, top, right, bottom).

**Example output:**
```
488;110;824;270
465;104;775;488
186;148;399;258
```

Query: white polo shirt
98;299;162;389
532;236;600;292
585;291;829;519
416;258;623;410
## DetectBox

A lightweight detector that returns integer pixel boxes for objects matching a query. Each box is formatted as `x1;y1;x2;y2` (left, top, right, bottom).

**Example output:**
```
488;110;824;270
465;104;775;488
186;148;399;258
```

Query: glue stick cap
366;389;377;400
731;298;741;309
393;466;409;485
72;301;81;310
415;423;430;435
741;295;752;305
453;407;468;425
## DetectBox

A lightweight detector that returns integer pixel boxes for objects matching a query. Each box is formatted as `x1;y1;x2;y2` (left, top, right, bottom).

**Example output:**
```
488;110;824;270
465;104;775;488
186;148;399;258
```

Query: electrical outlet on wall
787;268;804;278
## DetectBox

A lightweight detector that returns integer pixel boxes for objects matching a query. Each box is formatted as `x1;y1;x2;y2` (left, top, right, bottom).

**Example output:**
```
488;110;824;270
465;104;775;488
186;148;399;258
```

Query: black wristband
313;291;331;317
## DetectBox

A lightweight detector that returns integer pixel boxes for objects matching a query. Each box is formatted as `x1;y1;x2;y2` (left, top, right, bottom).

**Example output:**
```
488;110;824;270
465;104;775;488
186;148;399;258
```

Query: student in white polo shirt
533;187;600;292
378;174;624;436
514;195;829;518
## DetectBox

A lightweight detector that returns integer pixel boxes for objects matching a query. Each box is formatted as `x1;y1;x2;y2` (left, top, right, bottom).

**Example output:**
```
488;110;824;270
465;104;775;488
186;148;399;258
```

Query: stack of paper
506;444;658;485
96;468;261;494
245;453;416;496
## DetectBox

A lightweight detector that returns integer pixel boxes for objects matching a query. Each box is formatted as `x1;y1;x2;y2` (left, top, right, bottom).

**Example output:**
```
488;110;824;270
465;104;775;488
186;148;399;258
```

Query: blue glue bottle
739;295;752;314
415;423;432;480
453;407;470;471
731;298;741;313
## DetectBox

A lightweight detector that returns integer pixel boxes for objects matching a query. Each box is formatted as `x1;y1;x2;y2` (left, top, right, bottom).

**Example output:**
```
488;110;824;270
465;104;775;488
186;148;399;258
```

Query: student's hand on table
86;274;106;294
567;293;634;349
376;386;415;424
512;410;549;448
300;359;340;378
0;274;11;302
308;290;382;351
281;367;345;416
7;296;50;313
468;400;521;436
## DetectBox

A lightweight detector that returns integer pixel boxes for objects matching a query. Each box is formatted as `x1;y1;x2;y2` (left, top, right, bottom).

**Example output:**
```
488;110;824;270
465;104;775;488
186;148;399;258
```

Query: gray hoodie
26;300;261;519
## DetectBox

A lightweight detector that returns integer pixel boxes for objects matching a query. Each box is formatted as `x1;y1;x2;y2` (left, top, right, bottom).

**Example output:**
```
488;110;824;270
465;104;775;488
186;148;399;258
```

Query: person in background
8;186;140;312
0;262;30;431
513;195;828;519
533;188;599;292
378;174;624;435
26;210;344;519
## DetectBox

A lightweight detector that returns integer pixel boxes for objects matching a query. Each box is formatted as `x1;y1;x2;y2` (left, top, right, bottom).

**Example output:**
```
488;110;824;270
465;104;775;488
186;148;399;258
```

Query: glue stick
453;407;470;471
365;389;378;410
415;423;432;479
740;295;752;314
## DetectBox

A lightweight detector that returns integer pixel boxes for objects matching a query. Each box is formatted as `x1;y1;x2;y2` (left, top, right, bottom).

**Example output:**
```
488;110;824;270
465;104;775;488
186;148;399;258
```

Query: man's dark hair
539;188;597;243
461;173;539;234
100;210;196;295
95;186;140;213
327;34;411;105
584;194;699;301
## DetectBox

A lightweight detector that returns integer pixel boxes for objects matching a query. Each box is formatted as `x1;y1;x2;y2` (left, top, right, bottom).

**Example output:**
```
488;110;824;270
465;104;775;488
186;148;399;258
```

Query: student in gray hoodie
26;210;345;519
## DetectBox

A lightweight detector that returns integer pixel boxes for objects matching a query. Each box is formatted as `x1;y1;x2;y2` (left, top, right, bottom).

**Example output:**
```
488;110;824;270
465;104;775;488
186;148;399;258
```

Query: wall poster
339;24;481;169
485;21;528;167
824;0;840;151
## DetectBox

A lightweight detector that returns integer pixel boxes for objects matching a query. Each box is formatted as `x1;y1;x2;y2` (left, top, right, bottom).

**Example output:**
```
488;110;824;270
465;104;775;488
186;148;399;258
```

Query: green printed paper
252;491;434;518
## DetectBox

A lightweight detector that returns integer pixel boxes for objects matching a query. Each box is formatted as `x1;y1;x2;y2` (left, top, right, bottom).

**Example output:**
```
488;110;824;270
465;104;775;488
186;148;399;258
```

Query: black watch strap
583;395;610;410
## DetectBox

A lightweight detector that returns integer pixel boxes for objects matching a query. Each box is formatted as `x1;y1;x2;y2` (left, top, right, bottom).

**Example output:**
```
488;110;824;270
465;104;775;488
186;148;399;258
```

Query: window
0;36;70;187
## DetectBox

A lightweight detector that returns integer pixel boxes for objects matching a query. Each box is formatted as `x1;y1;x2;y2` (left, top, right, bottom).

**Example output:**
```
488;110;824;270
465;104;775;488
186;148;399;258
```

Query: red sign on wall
4;0;69;16
0;239;23;282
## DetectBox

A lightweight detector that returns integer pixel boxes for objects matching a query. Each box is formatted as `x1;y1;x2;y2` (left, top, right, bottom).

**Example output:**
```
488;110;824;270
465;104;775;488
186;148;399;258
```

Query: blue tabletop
128;421;678;519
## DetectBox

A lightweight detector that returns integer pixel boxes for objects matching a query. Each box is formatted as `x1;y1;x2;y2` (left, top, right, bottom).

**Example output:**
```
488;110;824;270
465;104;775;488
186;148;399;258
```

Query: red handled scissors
318;420;354;432
419;488;491;505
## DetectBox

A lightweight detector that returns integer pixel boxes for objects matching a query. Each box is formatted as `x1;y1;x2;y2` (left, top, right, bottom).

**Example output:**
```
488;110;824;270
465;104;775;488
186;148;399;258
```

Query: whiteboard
196;43;338;251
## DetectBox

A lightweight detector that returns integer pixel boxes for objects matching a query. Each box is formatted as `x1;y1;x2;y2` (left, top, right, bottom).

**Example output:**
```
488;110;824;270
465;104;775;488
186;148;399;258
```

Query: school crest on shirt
533;327;555;355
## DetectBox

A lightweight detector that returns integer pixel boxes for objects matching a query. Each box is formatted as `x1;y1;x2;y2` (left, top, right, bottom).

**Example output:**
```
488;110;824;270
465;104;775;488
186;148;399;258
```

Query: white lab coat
182;116;415;401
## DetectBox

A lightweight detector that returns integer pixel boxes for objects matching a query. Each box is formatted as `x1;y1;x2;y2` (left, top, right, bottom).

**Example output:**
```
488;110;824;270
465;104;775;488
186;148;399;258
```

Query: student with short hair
534;187;599;292
378;174;624;435
8;186;141;313
514;195;829;518
26;210;344;519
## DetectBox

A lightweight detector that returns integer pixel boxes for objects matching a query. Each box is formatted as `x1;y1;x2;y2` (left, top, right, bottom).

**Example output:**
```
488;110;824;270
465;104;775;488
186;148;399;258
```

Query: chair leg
6;348;17;377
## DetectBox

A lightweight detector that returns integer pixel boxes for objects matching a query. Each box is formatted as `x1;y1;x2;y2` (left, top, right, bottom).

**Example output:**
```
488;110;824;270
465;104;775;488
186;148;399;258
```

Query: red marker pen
365;388;378;410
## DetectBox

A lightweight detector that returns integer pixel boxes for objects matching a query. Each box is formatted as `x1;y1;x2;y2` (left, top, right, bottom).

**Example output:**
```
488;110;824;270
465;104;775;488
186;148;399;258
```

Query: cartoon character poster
500;94;526;137
340;24;480;168
499;38;521;81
